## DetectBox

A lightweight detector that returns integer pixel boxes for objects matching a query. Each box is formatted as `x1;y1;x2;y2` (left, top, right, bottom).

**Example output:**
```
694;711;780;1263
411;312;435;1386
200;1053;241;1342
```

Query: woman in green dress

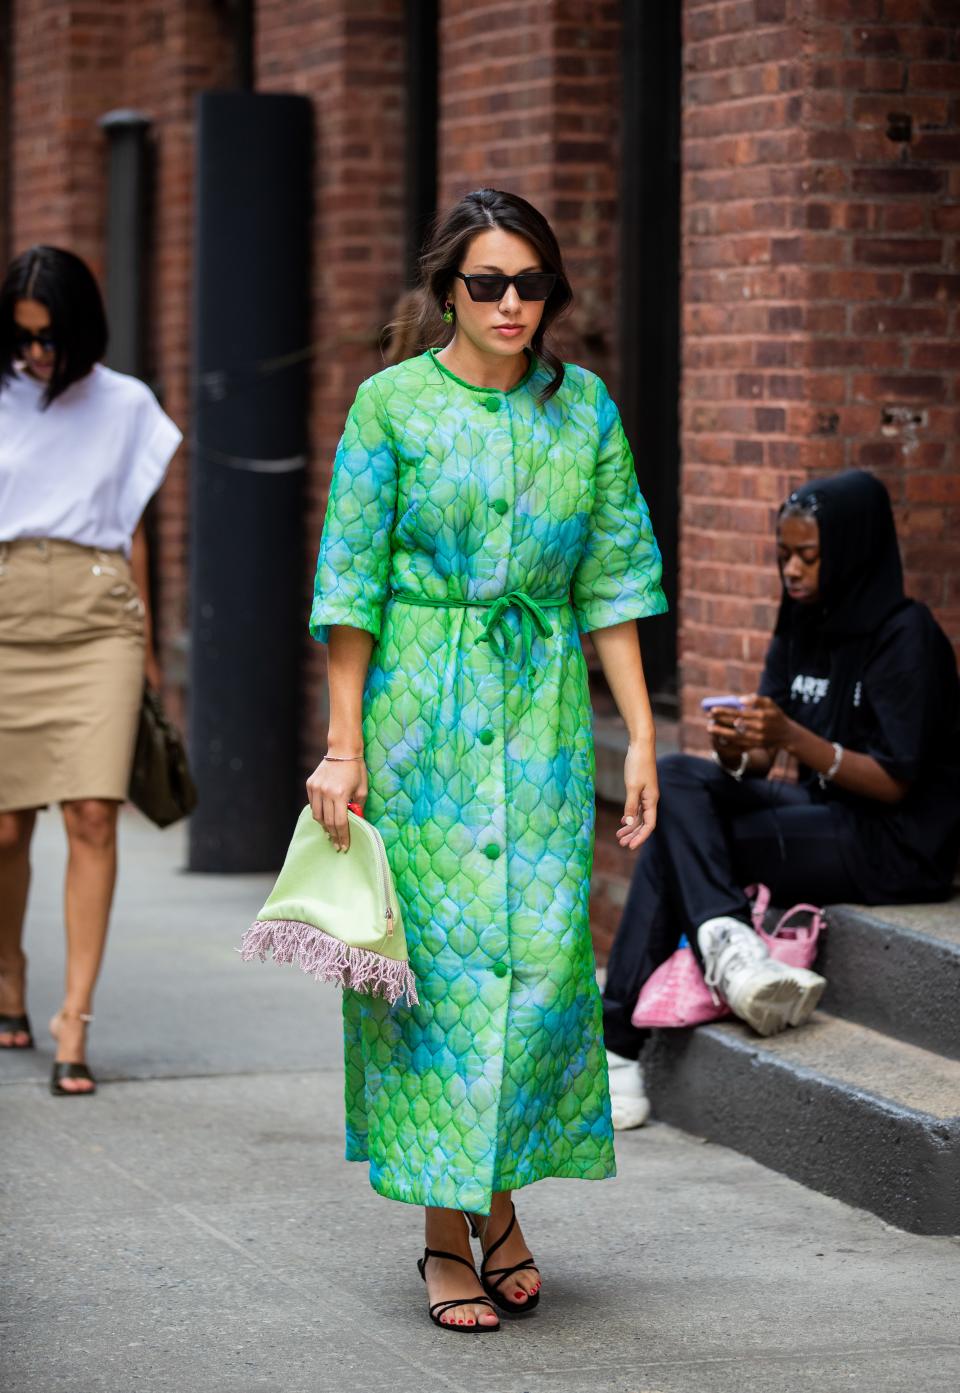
307;189;667;1332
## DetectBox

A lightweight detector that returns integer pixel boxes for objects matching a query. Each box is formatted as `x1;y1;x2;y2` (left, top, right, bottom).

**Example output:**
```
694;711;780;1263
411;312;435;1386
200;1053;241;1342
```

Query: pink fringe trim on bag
238;919;419;1007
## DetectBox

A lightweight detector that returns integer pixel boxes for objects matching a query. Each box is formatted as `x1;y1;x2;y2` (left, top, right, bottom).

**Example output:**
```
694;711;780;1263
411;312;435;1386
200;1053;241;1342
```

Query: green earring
442;303;454;324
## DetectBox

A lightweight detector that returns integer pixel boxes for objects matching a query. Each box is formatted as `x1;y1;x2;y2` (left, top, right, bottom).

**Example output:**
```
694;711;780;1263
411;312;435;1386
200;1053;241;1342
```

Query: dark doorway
620;0;682;714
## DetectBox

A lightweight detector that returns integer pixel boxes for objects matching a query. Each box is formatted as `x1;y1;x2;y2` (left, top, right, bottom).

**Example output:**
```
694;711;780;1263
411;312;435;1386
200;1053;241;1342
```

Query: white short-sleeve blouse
0;363;183;555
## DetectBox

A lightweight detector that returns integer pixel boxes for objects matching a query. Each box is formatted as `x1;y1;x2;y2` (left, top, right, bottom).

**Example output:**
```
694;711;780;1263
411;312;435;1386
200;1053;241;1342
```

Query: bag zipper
351;814;394;936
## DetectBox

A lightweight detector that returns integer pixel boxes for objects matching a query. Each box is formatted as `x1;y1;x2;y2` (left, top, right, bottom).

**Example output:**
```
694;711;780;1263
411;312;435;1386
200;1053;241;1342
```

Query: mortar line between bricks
169;1203;478;1393
522;1340;960;1377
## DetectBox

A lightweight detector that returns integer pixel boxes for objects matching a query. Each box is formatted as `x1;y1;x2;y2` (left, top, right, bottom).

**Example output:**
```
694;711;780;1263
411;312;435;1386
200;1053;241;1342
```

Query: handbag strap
771;903;826;937
745;883;771;933
746;882;826;938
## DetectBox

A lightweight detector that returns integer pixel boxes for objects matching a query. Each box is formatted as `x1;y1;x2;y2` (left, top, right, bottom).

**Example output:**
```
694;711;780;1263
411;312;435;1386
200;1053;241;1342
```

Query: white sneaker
606;1048;651;1129
697;916;826;1037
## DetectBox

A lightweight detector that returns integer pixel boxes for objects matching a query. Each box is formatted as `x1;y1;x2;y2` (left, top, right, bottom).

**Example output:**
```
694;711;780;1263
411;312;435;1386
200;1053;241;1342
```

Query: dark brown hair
387;188;572;402
0;246;108;407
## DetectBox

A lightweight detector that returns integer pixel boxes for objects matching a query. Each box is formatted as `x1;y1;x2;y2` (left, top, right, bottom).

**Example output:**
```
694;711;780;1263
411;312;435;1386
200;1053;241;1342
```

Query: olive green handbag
239;803;417;1006
128;684;198;829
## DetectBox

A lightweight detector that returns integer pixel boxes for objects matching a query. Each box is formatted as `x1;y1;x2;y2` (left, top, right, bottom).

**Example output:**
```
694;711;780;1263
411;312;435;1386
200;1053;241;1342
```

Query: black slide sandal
417;1247;500;1333
49;1009;96;1096
0;1013;34;1049
50;1061;97;1097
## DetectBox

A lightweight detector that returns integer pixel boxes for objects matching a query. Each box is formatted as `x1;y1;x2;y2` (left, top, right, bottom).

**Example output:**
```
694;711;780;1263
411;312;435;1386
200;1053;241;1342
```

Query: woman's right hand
707;704;754;759
306;755;368;852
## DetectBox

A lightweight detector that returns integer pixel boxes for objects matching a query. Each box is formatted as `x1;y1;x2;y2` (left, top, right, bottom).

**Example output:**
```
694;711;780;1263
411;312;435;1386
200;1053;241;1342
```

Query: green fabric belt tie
391;589;568;673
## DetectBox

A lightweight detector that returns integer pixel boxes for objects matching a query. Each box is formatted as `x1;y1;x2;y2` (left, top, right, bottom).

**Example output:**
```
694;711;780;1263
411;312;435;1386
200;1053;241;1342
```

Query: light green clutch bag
239;804;417;1006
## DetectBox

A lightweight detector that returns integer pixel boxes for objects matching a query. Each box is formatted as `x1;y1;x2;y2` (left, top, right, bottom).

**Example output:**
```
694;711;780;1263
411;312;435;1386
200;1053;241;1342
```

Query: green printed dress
310;348;666;1214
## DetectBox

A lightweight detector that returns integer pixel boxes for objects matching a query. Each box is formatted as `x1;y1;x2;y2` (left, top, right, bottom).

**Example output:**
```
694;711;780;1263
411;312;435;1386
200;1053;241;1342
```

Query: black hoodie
759;470;960;899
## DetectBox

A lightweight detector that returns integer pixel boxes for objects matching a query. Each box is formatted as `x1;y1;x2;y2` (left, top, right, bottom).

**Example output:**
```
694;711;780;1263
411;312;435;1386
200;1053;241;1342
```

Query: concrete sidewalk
2;811;958;1393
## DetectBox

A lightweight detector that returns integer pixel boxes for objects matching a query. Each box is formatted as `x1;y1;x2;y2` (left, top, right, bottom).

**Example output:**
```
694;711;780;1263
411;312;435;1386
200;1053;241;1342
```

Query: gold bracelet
322;753;364;763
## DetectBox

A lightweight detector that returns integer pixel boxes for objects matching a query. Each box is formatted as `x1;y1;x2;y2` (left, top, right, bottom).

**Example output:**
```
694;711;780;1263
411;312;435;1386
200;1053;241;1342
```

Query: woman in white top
0;246;182;1094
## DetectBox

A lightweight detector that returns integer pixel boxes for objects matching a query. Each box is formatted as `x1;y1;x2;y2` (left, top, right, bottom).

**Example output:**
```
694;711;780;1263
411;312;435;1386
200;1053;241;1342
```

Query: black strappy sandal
49;1010;97;1097
470;1203;541;1316
417;1247;500;1333
0;1013;34;1049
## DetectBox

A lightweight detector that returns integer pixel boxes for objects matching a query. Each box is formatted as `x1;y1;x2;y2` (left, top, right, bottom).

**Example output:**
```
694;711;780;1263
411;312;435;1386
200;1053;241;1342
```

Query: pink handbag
630;885;825;1030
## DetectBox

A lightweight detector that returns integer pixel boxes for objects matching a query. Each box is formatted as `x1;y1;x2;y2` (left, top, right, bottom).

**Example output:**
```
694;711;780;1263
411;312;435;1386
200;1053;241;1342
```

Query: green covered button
492;961;509;978
492;498;509;515
479;729;495;745
484;842;501;860
483;396;500;412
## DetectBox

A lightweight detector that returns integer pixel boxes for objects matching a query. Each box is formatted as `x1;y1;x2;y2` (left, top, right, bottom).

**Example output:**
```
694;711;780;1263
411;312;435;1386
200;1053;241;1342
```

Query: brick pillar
680;0;960;749
438;0;622;385
257;0;407;767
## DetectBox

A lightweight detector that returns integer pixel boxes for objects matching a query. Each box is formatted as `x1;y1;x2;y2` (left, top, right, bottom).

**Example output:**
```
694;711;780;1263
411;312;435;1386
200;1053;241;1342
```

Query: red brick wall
256;0;407;769
439;0;622;386
680;0;960;750
10;0;114;272
802;0;960;650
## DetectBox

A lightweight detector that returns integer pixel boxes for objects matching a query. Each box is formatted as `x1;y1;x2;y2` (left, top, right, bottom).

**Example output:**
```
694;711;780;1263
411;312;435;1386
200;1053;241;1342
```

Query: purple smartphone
700;695;745;712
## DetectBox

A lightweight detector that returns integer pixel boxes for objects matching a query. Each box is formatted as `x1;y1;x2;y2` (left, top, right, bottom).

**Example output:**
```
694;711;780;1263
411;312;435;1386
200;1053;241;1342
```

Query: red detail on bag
630;886;826;1030
347;802;364;818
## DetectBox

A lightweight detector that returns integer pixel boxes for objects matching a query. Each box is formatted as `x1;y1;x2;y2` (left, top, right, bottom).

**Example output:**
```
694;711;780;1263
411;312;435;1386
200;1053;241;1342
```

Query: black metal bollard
188;92;313;872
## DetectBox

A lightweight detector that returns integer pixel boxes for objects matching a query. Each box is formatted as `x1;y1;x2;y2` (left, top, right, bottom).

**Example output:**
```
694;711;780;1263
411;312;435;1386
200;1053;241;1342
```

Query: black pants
601;752;867;1059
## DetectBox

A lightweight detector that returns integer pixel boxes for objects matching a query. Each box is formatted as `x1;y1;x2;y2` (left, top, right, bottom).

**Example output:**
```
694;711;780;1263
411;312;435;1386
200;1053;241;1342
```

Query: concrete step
817;898;960;1060
644;1013;960;1235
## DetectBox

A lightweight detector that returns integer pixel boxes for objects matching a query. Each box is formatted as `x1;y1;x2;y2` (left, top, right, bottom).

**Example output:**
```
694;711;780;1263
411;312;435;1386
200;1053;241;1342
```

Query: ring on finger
734;719;746;734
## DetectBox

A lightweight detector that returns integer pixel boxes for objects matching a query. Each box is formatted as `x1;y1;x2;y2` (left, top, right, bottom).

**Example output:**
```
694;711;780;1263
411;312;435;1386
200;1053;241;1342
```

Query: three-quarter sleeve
309;377;399;644
571;381;668;633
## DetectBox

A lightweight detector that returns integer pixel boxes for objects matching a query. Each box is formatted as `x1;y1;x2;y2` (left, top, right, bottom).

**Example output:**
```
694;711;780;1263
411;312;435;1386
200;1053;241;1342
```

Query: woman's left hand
733;694;794;751
145;649;162;692
616;741;659;851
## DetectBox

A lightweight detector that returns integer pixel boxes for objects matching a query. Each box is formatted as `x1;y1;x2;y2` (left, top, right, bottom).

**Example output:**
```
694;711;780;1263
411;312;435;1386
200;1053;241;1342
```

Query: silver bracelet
712;749;749;782
322;753;364;763
817;741;843;790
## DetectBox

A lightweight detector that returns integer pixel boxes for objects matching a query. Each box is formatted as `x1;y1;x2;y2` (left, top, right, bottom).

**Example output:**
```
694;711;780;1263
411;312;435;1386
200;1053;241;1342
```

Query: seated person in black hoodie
603;470;960;1128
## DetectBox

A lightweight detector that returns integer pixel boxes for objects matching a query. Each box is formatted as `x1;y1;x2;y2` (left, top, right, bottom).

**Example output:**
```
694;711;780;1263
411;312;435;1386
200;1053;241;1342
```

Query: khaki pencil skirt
0;539;145;813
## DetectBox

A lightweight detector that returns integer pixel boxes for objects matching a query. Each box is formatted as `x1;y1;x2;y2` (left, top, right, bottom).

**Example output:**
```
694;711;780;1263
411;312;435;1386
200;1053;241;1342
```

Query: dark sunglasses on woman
14;328;57;354
455;271;558;303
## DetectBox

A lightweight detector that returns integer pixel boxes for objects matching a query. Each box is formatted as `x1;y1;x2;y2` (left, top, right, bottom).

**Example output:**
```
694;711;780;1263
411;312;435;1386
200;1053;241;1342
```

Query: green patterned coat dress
310;348;667;1214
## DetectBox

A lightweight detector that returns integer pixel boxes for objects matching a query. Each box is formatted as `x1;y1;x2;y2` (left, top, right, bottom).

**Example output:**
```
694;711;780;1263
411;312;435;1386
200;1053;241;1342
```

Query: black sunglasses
455;271;558;303
13;327;57;354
